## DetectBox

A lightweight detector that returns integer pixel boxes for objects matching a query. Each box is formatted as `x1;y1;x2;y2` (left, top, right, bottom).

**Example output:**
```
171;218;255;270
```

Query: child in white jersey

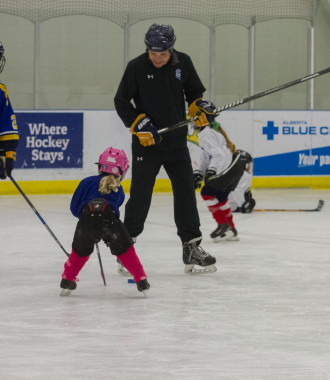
193;121;251;241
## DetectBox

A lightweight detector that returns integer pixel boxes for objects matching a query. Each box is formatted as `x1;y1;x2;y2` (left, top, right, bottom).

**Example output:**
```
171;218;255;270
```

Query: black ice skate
182;238;217;274
210;223;239;242
60;278;77;296
136;279;150;296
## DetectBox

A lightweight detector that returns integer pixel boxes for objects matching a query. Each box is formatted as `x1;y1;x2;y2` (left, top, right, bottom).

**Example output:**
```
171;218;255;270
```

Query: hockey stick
254;199;324;212
7;173;70;257
5;170;107;285
95;243;106;286
158;66;330;135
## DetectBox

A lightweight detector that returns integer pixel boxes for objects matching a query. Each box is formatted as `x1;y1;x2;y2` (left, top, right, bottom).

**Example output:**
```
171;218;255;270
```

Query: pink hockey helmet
98;147;129;180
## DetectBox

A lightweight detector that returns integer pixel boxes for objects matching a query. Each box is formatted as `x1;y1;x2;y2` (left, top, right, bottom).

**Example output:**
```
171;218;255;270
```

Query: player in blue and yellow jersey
0;41;19;180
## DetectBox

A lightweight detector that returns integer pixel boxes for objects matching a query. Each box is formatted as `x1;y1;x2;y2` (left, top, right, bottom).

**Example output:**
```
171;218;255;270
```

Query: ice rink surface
1;188;330;380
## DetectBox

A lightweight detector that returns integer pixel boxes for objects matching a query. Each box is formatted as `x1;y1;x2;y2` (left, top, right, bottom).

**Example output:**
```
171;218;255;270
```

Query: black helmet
144;24;176;52
237;149;253;163
0;41;6;73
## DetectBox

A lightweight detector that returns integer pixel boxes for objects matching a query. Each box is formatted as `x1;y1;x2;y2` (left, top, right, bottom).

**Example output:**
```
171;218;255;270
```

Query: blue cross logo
262;121;279;140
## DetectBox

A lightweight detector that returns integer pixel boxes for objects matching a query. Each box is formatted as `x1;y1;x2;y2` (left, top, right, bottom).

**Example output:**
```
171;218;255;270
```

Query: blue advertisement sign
252;112;330;176
15;112;83;168
254;146;330;176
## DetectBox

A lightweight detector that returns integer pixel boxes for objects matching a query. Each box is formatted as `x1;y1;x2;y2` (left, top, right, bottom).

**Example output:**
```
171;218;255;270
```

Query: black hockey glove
241;191;256;213
129;113;161;147
0;149;16;180
188;98;217;128
193;171;204;189
204;169;216;182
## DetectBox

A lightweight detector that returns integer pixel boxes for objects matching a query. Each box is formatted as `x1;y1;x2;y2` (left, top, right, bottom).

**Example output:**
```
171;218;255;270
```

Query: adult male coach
114;24;217;274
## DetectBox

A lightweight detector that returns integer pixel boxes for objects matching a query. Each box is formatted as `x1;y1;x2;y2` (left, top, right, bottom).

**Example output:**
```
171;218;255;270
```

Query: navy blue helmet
144;24;176;52
0;41;6;73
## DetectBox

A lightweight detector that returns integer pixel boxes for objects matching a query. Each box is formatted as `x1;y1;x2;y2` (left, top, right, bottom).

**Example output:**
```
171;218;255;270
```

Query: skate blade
117;264;132;277
212;234;239;242
184;264;217;275
60;288;73;296
142;289;149;297
228;236;240;241
137;287;149;297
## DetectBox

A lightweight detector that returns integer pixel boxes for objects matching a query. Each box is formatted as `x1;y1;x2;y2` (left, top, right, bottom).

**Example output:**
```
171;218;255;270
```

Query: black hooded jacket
114;50;205;150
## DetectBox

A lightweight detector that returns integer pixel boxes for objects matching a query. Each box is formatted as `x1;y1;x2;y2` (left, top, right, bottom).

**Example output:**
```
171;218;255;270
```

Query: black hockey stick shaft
158;117;196;135
254;200;324;212
215;66;330;113
95;243;106;286
158;66;330;135
8;174;70;257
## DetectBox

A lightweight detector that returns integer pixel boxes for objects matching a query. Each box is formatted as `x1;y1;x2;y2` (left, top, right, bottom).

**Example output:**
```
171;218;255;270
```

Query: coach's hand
188;98;217;128
129;114;161;147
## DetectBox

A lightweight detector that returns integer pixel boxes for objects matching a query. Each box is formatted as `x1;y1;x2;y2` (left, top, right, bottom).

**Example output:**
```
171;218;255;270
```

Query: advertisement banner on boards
15;112;83;169
188;110;330;177
252;111;330;176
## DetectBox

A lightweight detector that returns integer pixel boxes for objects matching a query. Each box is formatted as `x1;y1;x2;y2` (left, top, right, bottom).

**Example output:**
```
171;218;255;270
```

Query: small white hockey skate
117;258;132;277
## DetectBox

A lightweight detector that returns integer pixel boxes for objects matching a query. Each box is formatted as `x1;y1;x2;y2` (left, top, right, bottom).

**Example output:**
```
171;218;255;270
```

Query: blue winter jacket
70;174;125;218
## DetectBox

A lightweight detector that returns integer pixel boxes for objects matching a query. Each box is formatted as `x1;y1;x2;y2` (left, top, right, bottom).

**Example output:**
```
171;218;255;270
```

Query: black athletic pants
124;143;202;243
202;152;246;201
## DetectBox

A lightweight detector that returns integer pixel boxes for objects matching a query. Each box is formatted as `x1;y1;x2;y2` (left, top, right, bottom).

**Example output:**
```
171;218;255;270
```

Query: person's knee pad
101;205;134;255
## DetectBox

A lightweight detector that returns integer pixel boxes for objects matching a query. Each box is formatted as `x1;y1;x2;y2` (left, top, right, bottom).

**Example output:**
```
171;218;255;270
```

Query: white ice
1;188;330;380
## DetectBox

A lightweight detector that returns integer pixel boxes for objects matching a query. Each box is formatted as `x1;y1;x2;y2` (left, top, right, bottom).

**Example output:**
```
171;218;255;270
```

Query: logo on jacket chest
146;70;182;80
